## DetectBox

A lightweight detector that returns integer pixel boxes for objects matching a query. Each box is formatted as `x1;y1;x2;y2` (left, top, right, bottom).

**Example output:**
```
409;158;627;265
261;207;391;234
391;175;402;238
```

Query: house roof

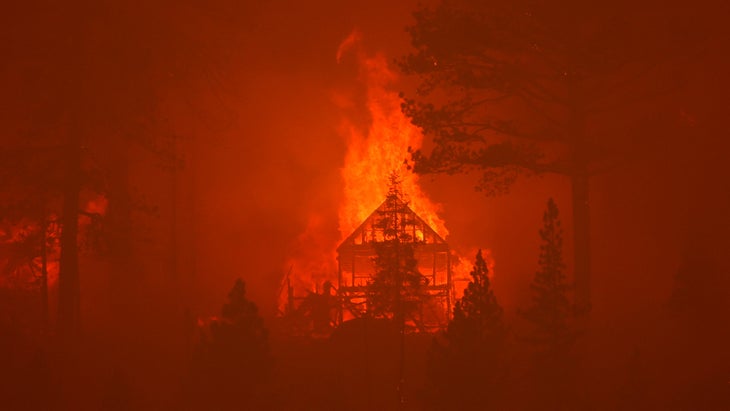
337;198;446;254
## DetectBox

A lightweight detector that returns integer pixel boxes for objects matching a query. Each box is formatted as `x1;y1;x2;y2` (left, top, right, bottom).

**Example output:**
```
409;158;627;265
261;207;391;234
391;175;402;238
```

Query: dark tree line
426;249;506;410
426;198;584;410
518;198;584;410
4;195;722;410
1;0;251;345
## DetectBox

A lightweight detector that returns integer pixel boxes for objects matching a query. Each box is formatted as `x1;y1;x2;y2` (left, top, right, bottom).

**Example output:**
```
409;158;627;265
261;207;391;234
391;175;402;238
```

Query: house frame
336;198;452;332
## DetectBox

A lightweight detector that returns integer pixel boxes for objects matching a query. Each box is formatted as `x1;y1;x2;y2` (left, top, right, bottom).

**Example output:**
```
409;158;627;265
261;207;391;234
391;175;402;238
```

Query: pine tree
190;278;271;409
399;0;710;310
448;249;505;345
425;249;506;410
367;174;427;324
519;198;583;409
521;198;579;354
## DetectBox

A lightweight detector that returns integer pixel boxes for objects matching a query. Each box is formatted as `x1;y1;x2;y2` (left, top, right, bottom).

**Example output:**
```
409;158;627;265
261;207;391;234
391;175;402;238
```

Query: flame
83;195;108;215
285;214;337;291
0;218;60;291
450;248;496;301
281;33;448;310
338;43;447;240
281;32;473;319
336;29;362;64
0;195;106;292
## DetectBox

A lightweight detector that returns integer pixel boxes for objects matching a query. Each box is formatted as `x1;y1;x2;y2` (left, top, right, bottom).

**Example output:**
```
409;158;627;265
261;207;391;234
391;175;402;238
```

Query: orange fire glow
282;32;492;315
450;247;496;301
337;36;447;241
0;195;107;293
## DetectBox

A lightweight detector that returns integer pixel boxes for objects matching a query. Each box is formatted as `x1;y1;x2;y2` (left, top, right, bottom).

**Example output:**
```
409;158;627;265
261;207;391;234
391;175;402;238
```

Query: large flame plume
337;37;447;240
281;32;449;307
281;31;496;314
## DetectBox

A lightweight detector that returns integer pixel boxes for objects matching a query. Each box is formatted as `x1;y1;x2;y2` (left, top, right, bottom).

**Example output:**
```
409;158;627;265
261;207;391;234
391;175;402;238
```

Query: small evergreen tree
449;249;505;344
521;198;578;354
425;249;506;410
190;278;271;409
519;198;583;409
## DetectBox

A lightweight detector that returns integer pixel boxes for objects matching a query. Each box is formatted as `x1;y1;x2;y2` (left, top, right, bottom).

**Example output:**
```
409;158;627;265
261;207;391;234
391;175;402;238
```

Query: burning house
278;179;453;335
336;183;452;332
278;45;456;336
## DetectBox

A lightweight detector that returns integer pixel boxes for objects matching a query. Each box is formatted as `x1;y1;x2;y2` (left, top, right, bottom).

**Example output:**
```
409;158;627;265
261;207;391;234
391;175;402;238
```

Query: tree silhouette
425;249;506;410
519;198;583;409
2;4;155;341
190;278;271;409
449;250;505;344
399;0;707;309
521;199;579;352
366;174;428;326
368;241;425;322
364;174;430;406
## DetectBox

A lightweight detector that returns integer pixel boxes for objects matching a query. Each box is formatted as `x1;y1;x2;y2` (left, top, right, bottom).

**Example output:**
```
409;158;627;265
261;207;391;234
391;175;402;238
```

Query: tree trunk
107;138;134;333
40;218;49;333
58;143;81;341
569;84;592;312
571;172;591;310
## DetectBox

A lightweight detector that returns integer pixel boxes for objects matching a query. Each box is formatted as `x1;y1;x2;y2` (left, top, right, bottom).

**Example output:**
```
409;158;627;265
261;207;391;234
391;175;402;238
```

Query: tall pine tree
521;198;578;354
367;174;427;326
425;249;506;410
519;198;583;410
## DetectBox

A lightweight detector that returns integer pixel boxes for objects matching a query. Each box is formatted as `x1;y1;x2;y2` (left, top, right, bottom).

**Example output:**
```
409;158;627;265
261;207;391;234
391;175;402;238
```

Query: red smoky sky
3;0;729;369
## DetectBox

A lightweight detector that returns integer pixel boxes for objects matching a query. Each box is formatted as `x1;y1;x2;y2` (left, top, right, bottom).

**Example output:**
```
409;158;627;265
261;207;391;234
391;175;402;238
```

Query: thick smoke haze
2;0;729;409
